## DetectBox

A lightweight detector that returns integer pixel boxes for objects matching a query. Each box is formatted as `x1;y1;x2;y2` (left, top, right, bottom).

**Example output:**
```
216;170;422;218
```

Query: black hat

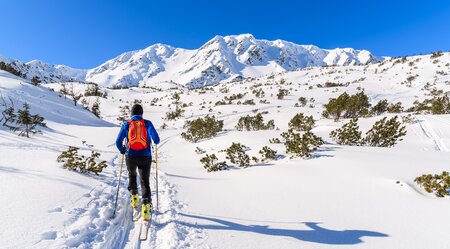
131;104;143;116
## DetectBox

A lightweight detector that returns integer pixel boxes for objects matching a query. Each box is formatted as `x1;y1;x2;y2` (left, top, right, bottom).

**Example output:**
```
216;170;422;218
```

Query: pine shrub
277;89;289;100
181;115;224;142
415;171;450;197
57;147;107;175
370;99;389;116
235;113;274;131
259;146;277;162
330;118;362;145
200;154;228;172
16;102;46;137
225;142;250;167
431;95;450;114
288;113;314;132
281;129;324;158
363;116;406;147
322;92;370;120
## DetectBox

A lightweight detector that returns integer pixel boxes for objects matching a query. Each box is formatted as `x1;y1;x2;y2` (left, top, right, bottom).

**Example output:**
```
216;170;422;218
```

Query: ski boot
131;194;139;209
141;203;152;221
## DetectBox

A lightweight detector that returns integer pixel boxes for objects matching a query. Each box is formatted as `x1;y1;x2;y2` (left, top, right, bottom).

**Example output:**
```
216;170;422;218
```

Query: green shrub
330;118;362;145
431;95;450;114
16;102;46;137
277;89;289;100
322;92;370;120
235;113;275;131
370;99;389;116
200;154;228;172
84;83;105;97
181;115;224;142
195;147;206;154
387;102;404;113
259;146;277;162
243;99;256;105
165;106;185;120
0;61;23;77
57;147;107;175
225;143;250;167
363;116;406;147
415;171;450;197
288;113;314;132
281;129;324;158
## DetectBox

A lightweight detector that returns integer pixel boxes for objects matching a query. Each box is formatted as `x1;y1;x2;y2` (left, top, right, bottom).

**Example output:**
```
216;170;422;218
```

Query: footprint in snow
41;231;57;240
48;206;63;213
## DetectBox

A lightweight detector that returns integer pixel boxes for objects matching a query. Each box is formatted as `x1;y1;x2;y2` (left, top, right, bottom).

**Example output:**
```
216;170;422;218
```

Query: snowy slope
1;50;450;249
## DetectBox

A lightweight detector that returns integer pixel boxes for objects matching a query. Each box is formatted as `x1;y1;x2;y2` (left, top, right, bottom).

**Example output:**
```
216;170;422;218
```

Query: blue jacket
115;115;160;157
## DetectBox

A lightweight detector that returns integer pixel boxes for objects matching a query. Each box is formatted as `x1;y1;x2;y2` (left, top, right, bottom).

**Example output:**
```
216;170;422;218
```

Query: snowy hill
0;55;87;83
1;34;380;88
1;50;450;249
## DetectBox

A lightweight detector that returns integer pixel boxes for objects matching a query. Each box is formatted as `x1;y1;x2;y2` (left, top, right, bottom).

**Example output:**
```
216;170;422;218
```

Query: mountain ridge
0;34;382;88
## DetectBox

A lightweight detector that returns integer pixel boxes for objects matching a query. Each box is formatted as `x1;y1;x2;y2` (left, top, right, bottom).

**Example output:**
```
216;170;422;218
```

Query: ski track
36;147;205;249
415;115;449;152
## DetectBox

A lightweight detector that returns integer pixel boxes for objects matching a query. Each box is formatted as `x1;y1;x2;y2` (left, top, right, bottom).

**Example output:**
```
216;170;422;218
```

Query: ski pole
112;154;125;218
155;144;159;212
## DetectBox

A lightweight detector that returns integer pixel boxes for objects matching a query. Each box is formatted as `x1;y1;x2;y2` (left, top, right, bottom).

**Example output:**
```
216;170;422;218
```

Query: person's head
131;104;143;116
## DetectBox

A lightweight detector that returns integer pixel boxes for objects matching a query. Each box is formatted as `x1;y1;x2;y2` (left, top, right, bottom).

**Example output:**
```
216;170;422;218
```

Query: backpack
127;119;148;150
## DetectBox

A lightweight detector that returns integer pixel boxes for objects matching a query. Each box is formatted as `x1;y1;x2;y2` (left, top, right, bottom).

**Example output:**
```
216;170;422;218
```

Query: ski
132;208;140;222
139;212;152;241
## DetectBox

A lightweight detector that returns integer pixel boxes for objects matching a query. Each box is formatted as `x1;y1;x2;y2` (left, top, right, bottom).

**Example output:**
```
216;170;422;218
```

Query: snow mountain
1;34;380;88
86;34;380;88
0;55;87;83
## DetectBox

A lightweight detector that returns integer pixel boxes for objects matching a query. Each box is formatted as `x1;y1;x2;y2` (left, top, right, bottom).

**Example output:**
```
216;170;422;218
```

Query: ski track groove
415;115;448;151
36;146;205;249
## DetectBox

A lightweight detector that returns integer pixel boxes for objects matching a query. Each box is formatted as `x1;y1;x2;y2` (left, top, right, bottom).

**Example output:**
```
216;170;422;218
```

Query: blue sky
1;0;450;68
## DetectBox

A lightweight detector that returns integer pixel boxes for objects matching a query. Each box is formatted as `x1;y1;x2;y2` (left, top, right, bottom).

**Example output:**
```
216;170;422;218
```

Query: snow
1;34;381;88
1;50;450;248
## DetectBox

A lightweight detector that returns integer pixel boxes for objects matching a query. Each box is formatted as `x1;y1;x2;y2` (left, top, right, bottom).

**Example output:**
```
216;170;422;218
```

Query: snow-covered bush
91;98;101;118
181;115;224;142
363;116;406;147
277;88;289;100
269;137;281;144
431;95;450;114
259;146;277;162
200;154;228;172
165;106;184;121
117;105;130;122
370;99;389;116
225;142;250;167
415;171;450;197
57;147;107;175
295;97;308;107
387;102;404;113
288;113;314;132
322;92;370;120
235;113;274;131
195;147;206;154
252;88;265;98
281;129;324;158
0;61;23;77
4;102;46;138
84;83;105;97
330;118;362;145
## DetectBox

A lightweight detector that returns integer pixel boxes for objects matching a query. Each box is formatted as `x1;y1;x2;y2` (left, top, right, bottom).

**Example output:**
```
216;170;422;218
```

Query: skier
115;104;160;221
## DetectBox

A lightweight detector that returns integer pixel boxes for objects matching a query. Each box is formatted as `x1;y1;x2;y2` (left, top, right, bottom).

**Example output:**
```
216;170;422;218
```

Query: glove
120;150;125;155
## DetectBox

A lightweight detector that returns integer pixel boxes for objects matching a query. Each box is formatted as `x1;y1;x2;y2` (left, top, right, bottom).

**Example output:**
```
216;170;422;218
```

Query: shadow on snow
175;213;388;245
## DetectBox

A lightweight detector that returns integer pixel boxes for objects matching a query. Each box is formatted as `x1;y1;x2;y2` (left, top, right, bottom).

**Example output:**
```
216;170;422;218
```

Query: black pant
126;156;152;204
